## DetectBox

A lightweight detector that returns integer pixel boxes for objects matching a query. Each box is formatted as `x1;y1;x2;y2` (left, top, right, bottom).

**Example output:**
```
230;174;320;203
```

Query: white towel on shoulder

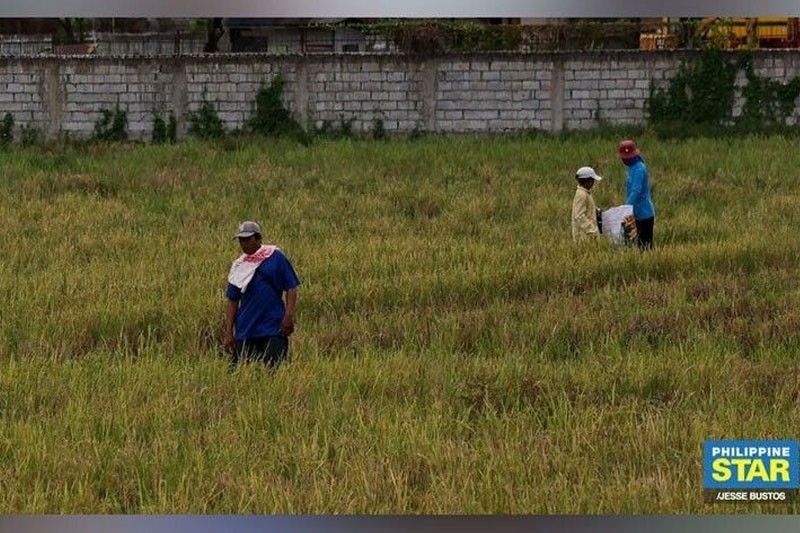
227;245;278;293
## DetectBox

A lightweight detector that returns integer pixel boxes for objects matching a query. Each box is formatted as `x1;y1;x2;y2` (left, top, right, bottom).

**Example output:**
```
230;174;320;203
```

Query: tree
202;18;225;53
54;18;88;45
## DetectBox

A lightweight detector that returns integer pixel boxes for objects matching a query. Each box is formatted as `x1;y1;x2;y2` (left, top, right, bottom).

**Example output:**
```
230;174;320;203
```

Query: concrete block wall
185;60;296;131
306;56;423;134
434;57;553;133
0;60;47;131
61;61;179;138
730;53;800;124
1;50;799;139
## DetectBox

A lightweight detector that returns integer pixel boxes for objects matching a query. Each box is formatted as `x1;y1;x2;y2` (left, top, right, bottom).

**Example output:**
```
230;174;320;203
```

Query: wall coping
1;48;799;64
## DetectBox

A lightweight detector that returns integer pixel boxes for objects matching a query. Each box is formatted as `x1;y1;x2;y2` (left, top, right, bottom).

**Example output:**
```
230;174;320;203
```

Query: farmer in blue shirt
618;140;656;250
224;221;300;368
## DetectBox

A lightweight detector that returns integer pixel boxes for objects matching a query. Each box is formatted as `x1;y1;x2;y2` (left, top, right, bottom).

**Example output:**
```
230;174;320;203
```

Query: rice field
0;133;798;512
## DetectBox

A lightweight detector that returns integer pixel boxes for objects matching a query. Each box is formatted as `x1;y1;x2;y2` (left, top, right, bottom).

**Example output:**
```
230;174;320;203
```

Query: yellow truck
640;17;800;50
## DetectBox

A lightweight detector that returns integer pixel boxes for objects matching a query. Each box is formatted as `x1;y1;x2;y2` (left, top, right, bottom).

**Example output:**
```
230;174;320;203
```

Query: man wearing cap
224;221;301;368
618;140;656;250
572;166;604;242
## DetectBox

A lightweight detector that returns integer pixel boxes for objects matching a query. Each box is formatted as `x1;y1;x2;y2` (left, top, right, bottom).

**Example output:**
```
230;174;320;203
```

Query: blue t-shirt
625;157;656;220
226;250;301;340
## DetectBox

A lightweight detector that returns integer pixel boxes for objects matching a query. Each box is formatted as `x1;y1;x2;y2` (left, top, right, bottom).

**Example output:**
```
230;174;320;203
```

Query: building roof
224;18;349;28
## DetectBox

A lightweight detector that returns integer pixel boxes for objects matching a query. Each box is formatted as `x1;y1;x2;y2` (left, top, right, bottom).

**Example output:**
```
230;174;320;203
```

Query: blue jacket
625;157;655;220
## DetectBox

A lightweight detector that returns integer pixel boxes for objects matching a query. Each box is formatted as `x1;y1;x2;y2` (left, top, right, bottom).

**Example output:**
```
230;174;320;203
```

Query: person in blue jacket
618;140;656;250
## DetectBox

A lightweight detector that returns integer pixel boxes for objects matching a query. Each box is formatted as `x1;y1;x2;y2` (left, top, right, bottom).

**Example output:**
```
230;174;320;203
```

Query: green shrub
648;50;800;135
0;113;14;146
648;49;738;128
188;101;225;139
92;106;128;142
167;113;177;143
246;75;300;136
739;56;800;128
151;114;168;144
373;118;386;140
20;124;42;147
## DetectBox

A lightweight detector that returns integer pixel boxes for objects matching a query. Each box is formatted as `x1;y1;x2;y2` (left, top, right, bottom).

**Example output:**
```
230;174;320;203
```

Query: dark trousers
635;217;655;250
231;336;289;368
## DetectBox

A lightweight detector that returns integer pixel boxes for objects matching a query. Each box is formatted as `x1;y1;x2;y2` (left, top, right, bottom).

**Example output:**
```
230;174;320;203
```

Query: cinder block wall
0;50;798;139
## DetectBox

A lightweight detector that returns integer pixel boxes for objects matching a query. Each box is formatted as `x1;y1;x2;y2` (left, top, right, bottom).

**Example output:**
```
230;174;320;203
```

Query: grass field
0;133;798;513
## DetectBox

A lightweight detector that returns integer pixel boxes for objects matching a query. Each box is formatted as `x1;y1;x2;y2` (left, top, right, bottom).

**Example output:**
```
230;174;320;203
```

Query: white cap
575;166;603;181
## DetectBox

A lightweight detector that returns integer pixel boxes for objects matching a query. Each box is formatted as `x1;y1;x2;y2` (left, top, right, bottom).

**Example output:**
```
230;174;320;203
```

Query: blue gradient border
2;1;800;18
2;516;800;533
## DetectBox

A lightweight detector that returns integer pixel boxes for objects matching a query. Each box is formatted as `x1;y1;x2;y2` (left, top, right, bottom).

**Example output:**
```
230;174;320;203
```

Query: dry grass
0;134;798;512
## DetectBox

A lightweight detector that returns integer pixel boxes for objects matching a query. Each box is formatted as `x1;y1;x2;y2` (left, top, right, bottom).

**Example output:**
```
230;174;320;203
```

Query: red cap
618;140;641;160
